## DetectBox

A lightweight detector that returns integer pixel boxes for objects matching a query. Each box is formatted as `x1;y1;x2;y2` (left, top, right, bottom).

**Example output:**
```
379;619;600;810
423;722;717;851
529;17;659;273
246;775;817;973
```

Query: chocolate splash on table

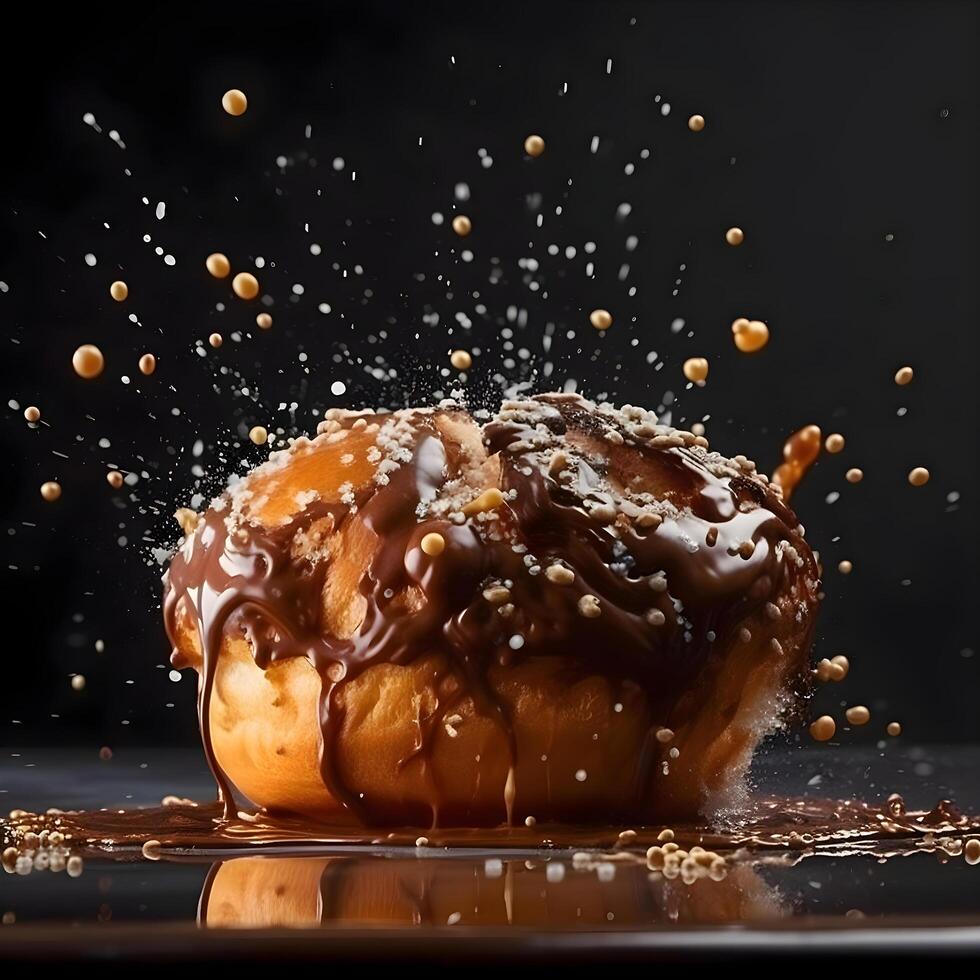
162;394;820;826
3;794;979;863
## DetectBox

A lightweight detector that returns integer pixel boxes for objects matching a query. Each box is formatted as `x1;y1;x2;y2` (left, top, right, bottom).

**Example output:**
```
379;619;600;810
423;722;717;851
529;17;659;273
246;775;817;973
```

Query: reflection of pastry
201;854;786;928
165;394;819;826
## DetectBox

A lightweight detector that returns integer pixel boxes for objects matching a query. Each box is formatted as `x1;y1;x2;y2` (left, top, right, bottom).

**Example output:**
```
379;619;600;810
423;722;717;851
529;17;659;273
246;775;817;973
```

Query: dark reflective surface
2;745;980;958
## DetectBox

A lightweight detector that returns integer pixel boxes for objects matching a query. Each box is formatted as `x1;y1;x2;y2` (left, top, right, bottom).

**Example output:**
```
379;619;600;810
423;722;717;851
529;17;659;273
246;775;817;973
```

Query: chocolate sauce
162;395;820;826
4;794;976;856
772;424;822;501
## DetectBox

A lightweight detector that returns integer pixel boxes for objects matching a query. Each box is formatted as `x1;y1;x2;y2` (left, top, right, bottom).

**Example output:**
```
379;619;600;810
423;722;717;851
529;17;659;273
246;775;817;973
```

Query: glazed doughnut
164;393;820;827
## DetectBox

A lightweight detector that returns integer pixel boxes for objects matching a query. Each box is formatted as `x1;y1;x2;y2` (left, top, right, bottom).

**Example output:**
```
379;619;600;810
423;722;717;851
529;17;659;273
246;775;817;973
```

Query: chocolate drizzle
162;394;820;826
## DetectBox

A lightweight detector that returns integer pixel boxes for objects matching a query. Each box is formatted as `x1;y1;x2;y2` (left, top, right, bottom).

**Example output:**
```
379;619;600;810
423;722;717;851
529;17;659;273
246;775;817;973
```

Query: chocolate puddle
4;793;978;861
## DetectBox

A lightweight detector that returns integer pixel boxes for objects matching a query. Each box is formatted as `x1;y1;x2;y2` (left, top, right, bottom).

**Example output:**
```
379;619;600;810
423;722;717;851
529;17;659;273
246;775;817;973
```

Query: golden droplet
420;532;446;556
683;357;709;383
72;344;105;379
232;272;260;300
688;114;705;132
589;309;613;330
452;215;472;237
450;349;472;370
845;705;870;726
809;715;836;742
109;280;128;302
731;318;769;353
524;134;545;157
205;253;231;279
222;89;247;117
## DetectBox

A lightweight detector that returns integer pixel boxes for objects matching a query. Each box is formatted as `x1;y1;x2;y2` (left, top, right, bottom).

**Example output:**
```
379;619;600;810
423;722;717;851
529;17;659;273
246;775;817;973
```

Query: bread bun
165;394;819;826
201;854;785;928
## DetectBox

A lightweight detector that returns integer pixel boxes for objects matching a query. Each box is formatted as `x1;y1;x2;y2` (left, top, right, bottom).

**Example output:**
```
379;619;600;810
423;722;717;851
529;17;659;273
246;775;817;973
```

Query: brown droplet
894;366;913;386
232;272;259;300
208;333;223;349
845;705;870;726
99;746;113;761
886;721;902;737
810;715;836;742
109;280;128;302
825;433;845;454
450;349;472;370
589;308;613;330
838;560;853;575
908;466;930;486
725;227;744;246
688;114;705;132
72;344;105;379
23;406;40;423
524;134;545;157
845;468;863;483
221;89;247;116
106;470;124;489
70;674;86;691
256;313;273;330
40;481;62;502
205;253;231;279
731;318;769;353
451;215;472;237
683;357;709;383
138;353;156;376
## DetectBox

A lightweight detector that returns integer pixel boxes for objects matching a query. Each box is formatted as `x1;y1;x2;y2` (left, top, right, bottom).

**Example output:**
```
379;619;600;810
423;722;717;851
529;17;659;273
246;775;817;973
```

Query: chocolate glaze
162;394;820;825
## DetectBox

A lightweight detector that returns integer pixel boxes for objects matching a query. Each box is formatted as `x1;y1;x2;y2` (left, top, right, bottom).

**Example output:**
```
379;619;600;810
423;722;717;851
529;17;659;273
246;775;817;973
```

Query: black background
0;0;976;754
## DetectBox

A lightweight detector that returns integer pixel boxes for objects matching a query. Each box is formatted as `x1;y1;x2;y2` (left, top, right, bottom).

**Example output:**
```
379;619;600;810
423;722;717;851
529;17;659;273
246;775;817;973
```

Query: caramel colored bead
72;344;104;379
731;318;769;353
232;272;260;300
206;253;231;279
810;715;836;742
683;357;709;383
420;532;446;556
222;89;248;116
524;134;545;157
589;309;613;331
